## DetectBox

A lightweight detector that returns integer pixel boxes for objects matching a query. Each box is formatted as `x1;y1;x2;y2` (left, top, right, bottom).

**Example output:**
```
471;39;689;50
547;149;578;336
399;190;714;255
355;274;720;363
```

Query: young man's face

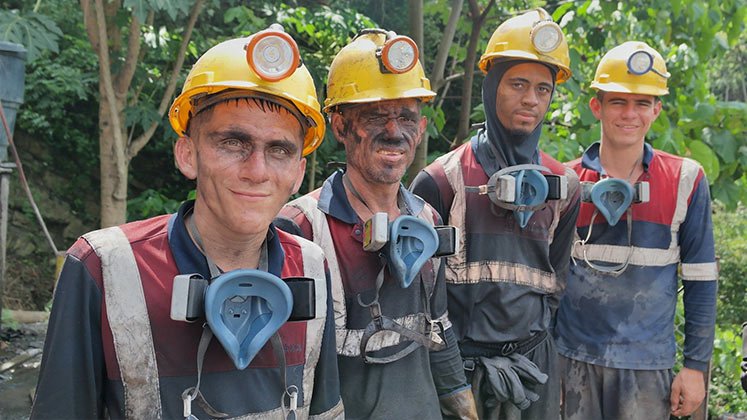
331;98;426;185
495;62;554;136
590;92;662;149
175;99;306;237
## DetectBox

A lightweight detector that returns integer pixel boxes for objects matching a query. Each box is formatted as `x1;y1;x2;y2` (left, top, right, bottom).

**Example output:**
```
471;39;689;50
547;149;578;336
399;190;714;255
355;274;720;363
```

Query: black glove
479;353;548;410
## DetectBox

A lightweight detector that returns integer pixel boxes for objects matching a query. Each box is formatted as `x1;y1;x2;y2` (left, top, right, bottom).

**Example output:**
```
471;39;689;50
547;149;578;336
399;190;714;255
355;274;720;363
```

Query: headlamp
530;21;563;53
627;50;669;79
380;35;419;74
245;24;300;82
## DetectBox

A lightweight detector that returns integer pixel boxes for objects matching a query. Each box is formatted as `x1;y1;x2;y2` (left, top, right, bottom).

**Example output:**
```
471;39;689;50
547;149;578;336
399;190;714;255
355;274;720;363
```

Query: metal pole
0;162;14;331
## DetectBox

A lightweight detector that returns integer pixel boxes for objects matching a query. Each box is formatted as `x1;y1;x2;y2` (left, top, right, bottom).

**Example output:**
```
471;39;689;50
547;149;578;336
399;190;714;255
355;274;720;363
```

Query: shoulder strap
83;226;162;420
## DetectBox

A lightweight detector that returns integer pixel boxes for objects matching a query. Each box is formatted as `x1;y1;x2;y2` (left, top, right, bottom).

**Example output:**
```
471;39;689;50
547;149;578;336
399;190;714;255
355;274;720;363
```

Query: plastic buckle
463;359;476;371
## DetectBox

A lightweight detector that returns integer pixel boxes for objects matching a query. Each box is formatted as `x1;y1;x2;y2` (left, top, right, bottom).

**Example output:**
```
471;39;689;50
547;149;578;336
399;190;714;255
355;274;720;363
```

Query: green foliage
1;309;20;329
712;205;747;326
709;324;747;415
0;8;62;61
126;188;182;221
543;0;747;208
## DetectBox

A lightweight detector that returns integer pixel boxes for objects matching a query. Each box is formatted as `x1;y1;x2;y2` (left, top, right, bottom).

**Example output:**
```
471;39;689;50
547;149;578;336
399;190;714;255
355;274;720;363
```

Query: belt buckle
500;341;517;356
463;359;476;371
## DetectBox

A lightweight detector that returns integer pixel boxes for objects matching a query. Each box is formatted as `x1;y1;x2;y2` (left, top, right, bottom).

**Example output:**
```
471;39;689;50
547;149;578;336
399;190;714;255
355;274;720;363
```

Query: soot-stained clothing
555;142;718;371
31;201;342;419
410;135;580;419
277;171;468;420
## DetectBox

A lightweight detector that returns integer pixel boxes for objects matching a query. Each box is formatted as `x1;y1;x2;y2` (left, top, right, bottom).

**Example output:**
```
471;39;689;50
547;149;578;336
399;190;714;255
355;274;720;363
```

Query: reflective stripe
670;158;700;249
457;260;560;293
286;196;348;355
681;262;719;281
336;313;428;357
571;243;680;266
297;236;328;409
433;149;468;282
83;227;162;420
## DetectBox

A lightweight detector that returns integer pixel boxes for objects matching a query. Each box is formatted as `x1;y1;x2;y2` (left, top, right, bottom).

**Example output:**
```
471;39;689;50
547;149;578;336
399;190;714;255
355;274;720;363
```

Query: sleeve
309;266;344;418
678;174;718;372
427;259;470;396
30;252;107;419
547;184;581;310
410;170;450;224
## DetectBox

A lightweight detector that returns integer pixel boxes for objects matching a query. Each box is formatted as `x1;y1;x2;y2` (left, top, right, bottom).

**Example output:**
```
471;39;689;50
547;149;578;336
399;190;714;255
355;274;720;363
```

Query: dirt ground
0;322;46;420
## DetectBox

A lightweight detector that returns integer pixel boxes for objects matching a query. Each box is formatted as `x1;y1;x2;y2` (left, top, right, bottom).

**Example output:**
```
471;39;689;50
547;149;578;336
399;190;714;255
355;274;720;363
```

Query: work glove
439;387;479;420
479;353;548;410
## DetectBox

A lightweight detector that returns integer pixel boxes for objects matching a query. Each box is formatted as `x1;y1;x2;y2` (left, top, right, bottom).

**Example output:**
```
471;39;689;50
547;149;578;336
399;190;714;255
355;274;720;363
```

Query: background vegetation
1;0;745;416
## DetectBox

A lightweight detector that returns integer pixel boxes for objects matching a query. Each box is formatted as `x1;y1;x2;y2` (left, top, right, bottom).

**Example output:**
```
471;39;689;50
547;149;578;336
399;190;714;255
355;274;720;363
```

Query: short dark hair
185;97;305;141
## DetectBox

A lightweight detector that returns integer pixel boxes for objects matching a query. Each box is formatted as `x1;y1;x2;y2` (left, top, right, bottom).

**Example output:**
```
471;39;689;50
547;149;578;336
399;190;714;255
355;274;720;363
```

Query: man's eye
222;139;242;148
397;116;417;126
269;146;290;155
512;82;525;89
367;116;386;125
538;86;551;94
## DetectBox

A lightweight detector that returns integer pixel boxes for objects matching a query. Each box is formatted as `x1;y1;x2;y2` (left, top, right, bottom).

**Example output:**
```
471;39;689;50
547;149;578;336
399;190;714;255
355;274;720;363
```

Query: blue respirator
466;164;567;228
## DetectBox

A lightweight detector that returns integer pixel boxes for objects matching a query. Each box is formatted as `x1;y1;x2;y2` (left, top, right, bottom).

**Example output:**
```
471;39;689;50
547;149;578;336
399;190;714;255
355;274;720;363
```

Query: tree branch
129;0;205;158
116;9;146;95
79;0;99;56
430;0;464;92
90;0;126;164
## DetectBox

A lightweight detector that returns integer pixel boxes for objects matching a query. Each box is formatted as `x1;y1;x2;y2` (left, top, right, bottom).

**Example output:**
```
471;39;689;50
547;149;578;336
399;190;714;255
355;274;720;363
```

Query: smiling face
174;99;306;238
494;62;554;136
590;91;662;149
331;98;426;185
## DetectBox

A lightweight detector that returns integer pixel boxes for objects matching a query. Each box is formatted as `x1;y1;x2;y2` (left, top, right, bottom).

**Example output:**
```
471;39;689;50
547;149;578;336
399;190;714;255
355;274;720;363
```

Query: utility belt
461;330;548;369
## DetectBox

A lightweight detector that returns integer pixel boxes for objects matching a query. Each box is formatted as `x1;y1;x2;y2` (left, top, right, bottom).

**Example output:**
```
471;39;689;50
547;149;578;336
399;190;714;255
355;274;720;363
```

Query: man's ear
174;136;197;180
589;96;603;120
330;112;347;144
415;116;428;146
652;99;663;119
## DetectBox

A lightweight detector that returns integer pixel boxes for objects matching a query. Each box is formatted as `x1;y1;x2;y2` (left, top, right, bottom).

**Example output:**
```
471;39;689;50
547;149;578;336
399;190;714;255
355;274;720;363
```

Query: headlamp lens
246;29;300;82
627;50;654;75
381;36;418;74
531;22;562;53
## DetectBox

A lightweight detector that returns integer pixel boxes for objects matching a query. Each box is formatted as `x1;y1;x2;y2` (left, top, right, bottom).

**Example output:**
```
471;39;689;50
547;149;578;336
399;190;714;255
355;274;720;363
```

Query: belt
461;330;548;361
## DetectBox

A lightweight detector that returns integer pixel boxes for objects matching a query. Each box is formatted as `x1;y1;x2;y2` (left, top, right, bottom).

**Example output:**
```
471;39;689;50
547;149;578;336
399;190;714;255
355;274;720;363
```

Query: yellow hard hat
324;29;436;111
479;8;571;83
591;41;669;96
169;25;325;156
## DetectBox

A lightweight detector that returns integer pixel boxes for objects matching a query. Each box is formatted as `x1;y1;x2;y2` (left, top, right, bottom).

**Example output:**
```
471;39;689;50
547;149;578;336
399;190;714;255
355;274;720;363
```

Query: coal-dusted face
331;98;426;185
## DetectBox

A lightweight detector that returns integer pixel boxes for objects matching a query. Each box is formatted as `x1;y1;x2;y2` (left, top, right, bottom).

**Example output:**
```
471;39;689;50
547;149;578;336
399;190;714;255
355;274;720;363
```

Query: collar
581;141;654;176
316;170;425;224
167;200;284;279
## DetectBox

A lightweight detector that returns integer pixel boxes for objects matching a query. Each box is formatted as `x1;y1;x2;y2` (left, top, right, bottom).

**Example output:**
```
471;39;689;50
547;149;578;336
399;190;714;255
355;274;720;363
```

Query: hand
670;367;706;417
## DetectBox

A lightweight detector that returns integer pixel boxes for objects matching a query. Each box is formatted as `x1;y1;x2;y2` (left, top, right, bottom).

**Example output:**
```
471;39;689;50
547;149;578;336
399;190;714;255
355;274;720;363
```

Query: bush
713;205;747;326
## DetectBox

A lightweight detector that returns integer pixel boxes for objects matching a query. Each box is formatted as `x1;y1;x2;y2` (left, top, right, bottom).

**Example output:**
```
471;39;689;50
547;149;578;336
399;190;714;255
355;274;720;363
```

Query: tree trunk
98;89;129;227
455;0;496;145
407;0;427;182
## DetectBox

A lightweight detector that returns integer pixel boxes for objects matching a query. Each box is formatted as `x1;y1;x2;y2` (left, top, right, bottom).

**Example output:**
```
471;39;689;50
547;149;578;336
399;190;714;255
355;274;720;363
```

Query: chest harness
342;174;449;364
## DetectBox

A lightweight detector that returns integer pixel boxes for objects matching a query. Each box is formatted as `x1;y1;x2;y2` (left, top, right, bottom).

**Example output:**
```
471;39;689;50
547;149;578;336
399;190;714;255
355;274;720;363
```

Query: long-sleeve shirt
554;142;718;371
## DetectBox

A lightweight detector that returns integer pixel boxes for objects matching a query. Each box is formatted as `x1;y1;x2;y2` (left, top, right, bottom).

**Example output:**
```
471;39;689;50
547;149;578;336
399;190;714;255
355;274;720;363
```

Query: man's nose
239;150;271;183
